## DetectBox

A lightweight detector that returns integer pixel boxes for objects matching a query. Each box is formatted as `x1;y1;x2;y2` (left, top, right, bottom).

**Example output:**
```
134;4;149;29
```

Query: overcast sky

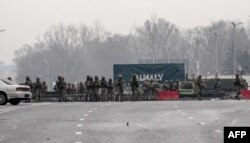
0;0;250;65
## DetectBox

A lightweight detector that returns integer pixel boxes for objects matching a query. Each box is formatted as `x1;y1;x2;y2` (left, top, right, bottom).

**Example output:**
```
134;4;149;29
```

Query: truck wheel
0;93;8;105
9;99;21;105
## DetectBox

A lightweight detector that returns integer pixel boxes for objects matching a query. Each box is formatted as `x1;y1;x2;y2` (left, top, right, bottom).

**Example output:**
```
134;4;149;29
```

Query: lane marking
75;142;82;143
198;122;206;125
215;130;222;133
76;132;82;135
80;118;84;121
177;109;181;112
88;111;92;113
230;118;238;125
0;103;53;114
188;117;194;120
181;113;186;115
77;124;82;127
84;114;88;117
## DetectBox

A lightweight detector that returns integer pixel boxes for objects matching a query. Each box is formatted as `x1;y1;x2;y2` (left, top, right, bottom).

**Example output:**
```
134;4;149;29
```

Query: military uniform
24;76;33;102
100;77;108;101
162;80;170;91
56;76;66;102
115;75;124;102
93;76;100;102
33;77;43;102
130;75;139;101
42;81;48;93
142;80;150;100
194;75;203;100
234;74;243;100
107;79;114;101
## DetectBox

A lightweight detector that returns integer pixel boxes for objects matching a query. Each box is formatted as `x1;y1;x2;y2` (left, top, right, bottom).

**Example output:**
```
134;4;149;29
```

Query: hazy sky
0;0;250;64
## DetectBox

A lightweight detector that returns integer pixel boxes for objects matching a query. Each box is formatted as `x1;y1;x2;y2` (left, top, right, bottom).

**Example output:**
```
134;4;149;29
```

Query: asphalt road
0;100;250;143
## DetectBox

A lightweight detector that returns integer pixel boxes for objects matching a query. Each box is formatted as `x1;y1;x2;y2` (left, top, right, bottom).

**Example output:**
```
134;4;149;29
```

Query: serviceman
149;79;157;100
214;78;221;92
142;79;150;100
174;79;180;91
130;75;139;101
162;80;169;91
66;83;72;94
24;76;33;102
195;75;203;100
234;74;243;100
33;77;43;102
42;81;48;93
107;78;114;101
84;75;91;101
115;74;124;102
93;76;100;102
56;76;66;102
100;76;108;101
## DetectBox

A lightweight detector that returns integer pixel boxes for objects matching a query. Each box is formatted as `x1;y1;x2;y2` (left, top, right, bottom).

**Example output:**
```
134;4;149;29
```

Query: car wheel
9;99;21;105
0;93;8;105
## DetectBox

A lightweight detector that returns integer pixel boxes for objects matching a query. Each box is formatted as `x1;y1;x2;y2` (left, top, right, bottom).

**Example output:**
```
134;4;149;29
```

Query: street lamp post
214;32;218;74
231;22;242;75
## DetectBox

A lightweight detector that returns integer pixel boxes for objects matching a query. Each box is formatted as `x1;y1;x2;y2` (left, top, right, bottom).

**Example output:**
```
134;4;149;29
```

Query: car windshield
0;79;16;85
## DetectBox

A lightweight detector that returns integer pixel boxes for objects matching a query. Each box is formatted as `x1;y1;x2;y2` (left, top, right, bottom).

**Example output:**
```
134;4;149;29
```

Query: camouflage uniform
149;79;157;100
93;76;100;102
100;77;108;101
24;76;33;102
107;79;114;101
56;76;66;102
162;80;170;91
84;76;92;101
234;74;243;100
130;75;139;101
194;75;203;100
33;77;43;102
115;75;124;102
42;81;48;93
142;79;150;100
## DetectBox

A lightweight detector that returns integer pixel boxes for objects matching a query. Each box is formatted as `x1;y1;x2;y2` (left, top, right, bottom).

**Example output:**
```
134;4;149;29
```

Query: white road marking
215;130;222;133
0;103;53;114
75;142;82;143
198;122;206;125
84;114;88;117
188;117;194;120
88;111;92;113
177;109;181;112
76;132;82;135
77;124;82;127
80;118;84;121
181;113;186;115
230;118;238;125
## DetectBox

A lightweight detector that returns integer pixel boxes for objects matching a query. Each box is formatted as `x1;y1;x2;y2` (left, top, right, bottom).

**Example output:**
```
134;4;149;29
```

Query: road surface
0;100;250;143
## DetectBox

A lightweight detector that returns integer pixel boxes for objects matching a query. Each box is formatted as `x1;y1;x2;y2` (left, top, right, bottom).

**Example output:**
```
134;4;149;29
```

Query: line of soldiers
24;76;48;102
50;74;160;102
22;73;248;102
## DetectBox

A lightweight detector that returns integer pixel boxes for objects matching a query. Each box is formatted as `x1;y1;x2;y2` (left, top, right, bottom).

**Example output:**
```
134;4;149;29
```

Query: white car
0;79;32;105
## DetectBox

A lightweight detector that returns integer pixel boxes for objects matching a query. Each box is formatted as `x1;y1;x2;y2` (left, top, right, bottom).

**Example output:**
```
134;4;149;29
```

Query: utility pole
214;32;218;74
231;22;242;75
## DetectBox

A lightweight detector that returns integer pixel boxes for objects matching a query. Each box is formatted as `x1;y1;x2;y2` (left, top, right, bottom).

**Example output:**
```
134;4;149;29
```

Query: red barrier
241;90;250;99
154;90;179;100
